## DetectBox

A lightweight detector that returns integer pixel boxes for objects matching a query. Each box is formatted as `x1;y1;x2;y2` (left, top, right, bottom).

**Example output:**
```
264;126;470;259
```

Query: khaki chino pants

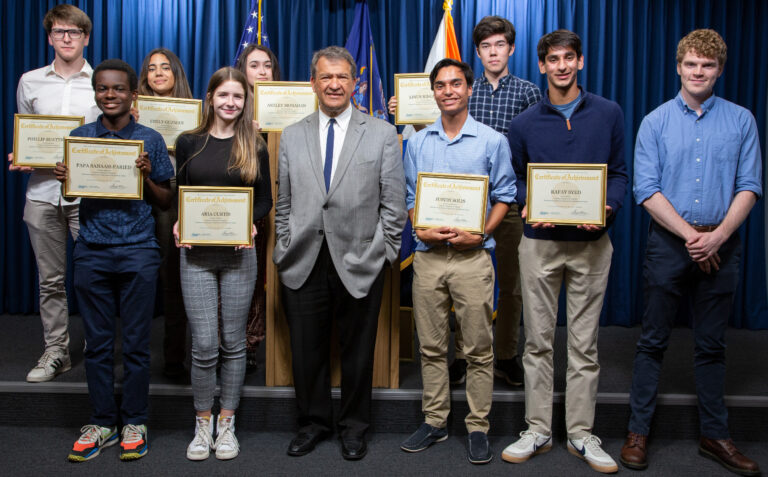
413;246;495;433
519;234;613;439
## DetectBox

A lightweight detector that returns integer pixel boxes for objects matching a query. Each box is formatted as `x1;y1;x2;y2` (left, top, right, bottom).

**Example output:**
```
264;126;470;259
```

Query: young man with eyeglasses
8;4;100;383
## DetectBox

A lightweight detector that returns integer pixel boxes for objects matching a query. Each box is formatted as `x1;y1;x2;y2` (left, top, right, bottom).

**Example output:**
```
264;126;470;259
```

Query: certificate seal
91;155;120;182
28;128;62;153
435;189;465;216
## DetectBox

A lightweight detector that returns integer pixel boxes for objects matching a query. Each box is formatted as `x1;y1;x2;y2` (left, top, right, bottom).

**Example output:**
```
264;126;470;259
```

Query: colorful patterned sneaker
120;424;148;461
214;415;240;460
27;350;71;383
501;430;552;463
187;416;215;461
568;434;619;474
68;424;118;462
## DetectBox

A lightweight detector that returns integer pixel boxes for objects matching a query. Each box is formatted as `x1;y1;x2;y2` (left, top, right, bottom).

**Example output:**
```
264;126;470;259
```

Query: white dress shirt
16;60;100;205
318;104;352;187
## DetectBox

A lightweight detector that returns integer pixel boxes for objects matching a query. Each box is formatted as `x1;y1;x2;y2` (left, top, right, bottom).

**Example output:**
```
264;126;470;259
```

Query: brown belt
690;224;718;233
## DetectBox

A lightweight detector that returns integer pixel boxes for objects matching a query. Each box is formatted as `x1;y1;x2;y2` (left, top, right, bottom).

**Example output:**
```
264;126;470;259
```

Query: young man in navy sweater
500;30;627;474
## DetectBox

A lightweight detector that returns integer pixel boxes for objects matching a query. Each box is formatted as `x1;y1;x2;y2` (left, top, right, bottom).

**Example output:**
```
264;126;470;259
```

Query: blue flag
233;0;271;64
344;0;387;120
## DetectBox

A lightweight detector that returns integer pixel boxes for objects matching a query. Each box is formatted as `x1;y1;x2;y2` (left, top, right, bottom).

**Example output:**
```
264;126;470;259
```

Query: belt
690;224;719;233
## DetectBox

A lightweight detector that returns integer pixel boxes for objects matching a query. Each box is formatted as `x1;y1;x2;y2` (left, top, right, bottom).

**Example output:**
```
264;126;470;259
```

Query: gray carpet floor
0;428;761;476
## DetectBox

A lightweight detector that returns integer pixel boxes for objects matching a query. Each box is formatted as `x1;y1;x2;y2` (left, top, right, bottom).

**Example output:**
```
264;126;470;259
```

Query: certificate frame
133;95;202;151
253;81;318;131
178;186;254;247
394;73;441;125
413;172;489;234
525;163;607;226
13;114;85;168
63;137;144;200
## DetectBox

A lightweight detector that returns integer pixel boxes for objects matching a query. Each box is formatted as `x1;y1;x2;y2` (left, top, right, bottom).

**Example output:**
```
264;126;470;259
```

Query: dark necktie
324;118;336;191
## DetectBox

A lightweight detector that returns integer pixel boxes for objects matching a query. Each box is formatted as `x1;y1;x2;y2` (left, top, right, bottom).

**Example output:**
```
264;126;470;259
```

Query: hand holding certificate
394;74;441;125
61;137;145;199
525;164;607;227
177;186;254;246
254;82;318;131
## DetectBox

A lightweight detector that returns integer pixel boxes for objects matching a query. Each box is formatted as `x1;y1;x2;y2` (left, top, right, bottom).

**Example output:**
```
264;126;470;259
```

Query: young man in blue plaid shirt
454;16;541;387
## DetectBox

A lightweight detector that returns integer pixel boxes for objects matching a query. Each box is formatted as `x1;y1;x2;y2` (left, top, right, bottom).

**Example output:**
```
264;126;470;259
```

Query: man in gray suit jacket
273;46;406;461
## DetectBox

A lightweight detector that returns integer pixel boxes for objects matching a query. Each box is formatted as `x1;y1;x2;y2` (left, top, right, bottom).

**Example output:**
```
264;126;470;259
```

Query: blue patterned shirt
633;93;762;225
468;73;542;135
404;114;517;251
71;116;174;247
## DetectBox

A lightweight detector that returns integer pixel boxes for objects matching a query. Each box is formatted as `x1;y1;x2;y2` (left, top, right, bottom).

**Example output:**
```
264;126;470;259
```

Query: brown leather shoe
699;437;761;476
620;432;648;470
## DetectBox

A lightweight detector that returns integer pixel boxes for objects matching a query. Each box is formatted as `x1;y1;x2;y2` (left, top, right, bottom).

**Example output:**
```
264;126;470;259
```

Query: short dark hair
472;15;516;47
537;29;582;62
429;59;474;90
310;46;356;79
92;59;139;91
43;4;92;36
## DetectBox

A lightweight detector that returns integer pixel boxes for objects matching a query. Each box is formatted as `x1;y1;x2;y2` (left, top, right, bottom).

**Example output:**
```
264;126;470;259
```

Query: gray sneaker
27;350;71;382
401;423;448;452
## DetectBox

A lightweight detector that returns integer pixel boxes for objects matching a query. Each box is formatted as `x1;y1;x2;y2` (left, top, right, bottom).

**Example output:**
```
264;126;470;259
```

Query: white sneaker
26;350;71;382
186;416;214;461
568;434;619;473
214;415;240;460
501;430;552;463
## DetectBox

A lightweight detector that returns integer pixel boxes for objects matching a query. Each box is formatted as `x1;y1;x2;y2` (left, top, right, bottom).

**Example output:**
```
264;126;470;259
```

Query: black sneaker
494;358;524;386
448;359;467;385
401;423;448;452
467;431;493;464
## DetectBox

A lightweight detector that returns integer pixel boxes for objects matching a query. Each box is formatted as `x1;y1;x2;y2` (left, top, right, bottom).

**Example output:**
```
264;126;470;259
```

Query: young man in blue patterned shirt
54;59;174;463
454;15;541;388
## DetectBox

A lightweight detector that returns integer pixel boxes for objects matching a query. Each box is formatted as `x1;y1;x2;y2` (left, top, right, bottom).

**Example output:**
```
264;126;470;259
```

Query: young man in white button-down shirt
8;4;100;383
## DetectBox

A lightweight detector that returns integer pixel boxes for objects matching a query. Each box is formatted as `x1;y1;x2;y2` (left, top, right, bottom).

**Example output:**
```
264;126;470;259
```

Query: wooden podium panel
264;132;400;388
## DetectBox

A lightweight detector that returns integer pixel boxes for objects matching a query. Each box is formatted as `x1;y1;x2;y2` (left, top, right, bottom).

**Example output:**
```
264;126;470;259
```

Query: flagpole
257;0;263;45
369;45;373;116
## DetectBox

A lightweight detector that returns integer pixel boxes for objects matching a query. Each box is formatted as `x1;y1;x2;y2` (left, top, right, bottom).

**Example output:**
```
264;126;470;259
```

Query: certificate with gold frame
394;73;440;125
178;186;253;246
254;81;318;131
525;163;607;226
413;172;489;234
134;95;202;151
13;114;84;168
63;137;144;200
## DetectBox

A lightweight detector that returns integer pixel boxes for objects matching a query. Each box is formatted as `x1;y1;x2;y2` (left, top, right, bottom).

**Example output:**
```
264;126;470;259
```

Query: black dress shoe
341;437;367;460
287;431;327;456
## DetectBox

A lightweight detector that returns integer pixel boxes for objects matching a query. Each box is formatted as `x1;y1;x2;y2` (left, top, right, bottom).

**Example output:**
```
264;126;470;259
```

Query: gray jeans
181;246;257;411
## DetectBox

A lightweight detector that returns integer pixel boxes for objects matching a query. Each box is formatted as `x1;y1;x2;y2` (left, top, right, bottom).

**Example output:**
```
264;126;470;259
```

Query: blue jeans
181;247;257;412
73;241;160;426
628;221;740;439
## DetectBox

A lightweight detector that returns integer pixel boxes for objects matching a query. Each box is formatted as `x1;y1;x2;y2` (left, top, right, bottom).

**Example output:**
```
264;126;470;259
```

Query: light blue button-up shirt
633;93;762;225
404;113;517;251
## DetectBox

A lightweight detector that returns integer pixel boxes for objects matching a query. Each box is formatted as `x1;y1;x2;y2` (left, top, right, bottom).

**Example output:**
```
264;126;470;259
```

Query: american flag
233;0;270;64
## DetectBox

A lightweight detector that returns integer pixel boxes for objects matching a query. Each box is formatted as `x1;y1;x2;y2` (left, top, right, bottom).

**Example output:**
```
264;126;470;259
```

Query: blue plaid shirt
71;116;174;247
469;73;541;135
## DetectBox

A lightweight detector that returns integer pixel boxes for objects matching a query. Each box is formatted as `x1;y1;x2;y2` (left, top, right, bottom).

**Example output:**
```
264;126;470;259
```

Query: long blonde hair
184;67;264;184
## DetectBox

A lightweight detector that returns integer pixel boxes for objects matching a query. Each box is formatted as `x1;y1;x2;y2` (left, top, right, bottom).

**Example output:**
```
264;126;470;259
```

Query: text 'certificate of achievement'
413;172;489;234
394;73;441;125
63;137;144;200
178;186;253;246
254;81;318;131
13;114;84;168
525;163;607;226
134;96;202;151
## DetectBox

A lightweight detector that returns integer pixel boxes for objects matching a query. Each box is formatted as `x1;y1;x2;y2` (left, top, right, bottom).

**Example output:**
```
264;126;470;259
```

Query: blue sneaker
401;423;448;452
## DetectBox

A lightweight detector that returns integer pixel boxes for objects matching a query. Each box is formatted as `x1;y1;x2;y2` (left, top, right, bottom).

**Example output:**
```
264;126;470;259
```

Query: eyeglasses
478;41;509;52
50;28;84;40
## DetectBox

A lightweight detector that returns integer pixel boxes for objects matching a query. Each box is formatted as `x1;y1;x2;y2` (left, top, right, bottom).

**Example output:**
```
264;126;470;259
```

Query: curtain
2;0;766;329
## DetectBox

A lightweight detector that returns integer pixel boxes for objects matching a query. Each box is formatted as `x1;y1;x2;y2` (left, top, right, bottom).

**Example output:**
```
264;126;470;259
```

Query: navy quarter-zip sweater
507;88;628;241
